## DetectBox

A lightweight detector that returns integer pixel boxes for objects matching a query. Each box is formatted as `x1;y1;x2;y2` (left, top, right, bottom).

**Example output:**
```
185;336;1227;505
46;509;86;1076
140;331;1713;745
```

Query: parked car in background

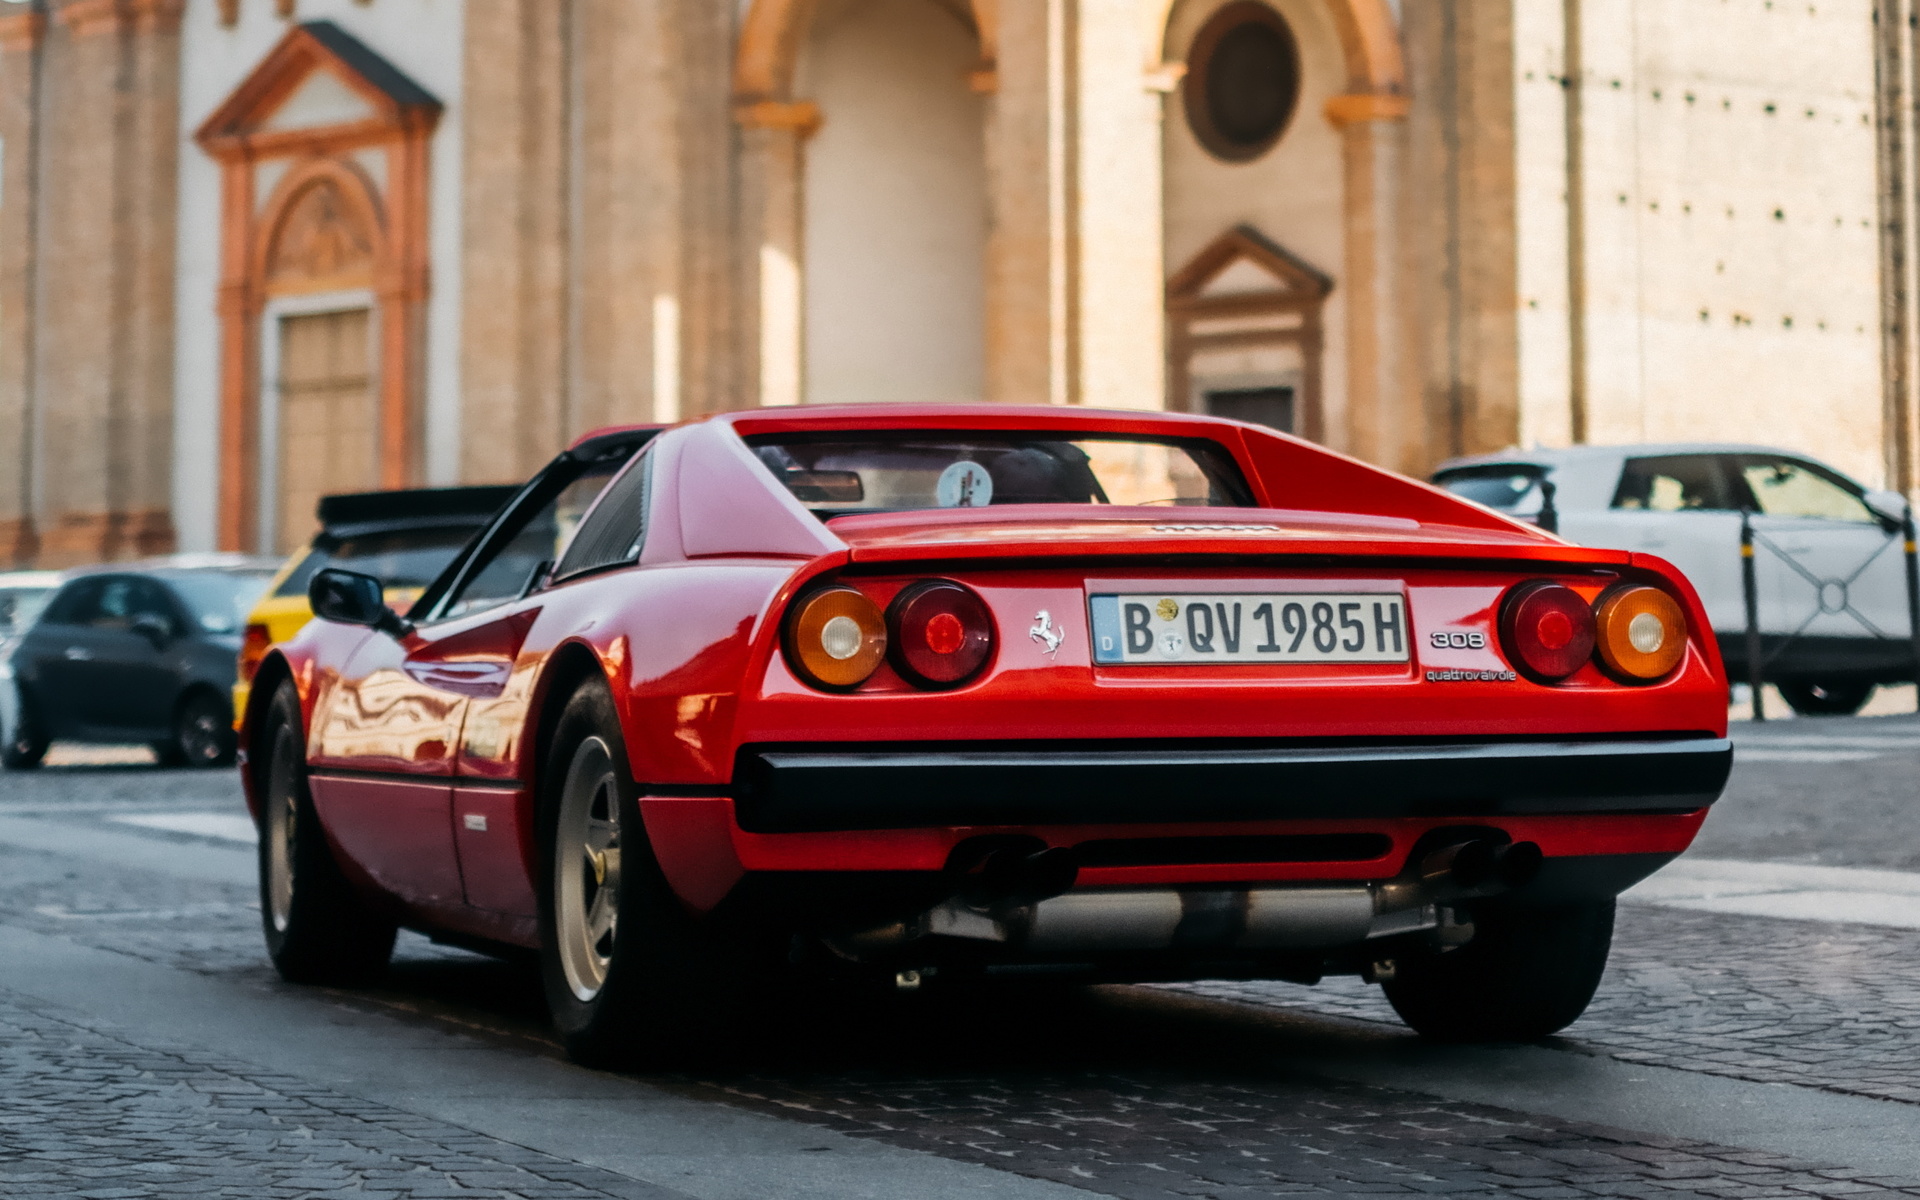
0;570;65;757
0;570;62;644
1433;444;1910;715
235;486;519;720
245;408;1727;1064
4;558;275;769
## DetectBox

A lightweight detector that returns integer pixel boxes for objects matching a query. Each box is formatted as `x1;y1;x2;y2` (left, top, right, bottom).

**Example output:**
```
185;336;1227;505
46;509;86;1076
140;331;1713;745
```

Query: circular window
1183;2;1302;163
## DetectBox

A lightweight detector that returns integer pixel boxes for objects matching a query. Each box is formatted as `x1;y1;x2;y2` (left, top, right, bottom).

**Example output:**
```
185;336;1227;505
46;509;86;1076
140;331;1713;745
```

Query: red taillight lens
238;623;272;684
888;581;994;688
1498;581;1595;683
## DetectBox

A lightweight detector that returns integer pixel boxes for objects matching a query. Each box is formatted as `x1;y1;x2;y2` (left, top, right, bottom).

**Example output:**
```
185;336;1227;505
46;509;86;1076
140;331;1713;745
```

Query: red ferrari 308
241;405;1730;1064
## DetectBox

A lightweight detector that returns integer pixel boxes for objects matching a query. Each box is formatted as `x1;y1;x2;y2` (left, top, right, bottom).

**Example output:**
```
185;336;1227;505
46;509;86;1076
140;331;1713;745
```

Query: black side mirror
130;613;173;646
309;569;414;639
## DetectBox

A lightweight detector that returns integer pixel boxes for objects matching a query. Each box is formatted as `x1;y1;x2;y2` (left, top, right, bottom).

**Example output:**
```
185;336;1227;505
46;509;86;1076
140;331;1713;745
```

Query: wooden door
276;308;374;554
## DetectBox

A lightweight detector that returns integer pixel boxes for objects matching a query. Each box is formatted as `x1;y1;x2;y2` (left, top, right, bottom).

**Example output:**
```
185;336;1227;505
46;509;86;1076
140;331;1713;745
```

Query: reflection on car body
244;408;1730;1065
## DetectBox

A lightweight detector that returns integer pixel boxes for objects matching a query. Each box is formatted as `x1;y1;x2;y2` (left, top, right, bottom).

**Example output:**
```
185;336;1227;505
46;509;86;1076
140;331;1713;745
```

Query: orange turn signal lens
784;586;887;690
1593;586;1687;682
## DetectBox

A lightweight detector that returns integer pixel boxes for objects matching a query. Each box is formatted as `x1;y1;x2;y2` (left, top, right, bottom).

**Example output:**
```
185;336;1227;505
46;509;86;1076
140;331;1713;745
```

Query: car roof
0;571;63;588
1434;442;1825;474
580;406;1270;443
61;558;281;582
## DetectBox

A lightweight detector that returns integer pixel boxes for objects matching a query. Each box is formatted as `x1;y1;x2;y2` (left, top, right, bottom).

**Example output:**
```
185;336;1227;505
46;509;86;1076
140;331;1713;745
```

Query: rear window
1433;465;1545;513
747;434;1255;516
274;526;482;599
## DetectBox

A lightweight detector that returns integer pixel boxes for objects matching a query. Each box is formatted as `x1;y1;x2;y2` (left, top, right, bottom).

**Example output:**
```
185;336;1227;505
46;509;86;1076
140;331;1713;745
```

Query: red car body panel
243;407;1730;956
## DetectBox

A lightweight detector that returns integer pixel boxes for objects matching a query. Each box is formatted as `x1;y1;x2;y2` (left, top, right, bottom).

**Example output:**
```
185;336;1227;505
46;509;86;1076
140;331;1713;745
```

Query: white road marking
1626;857;1920;931
1731;749;1886;763
108;812;258;845
1735;733;1920;746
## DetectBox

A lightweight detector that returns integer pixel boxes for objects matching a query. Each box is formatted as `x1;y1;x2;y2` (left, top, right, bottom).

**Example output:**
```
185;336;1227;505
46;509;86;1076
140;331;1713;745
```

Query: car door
306;445;636;914
1732;454;1907;642
1562;454;1746;632
13;577;107;735
83;576;186;736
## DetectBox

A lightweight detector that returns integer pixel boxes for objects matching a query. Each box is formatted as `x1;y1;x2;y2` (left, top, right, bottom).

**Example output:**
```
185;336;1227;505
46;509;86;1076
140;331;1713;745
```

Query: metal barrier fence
1737;508;1920;721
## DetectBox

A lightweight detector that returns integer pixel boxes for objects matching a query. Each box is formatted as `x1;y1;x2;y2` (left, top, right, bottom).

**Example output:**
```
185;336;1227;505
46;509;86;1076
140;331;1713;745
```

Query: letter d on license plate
1088;592;1409;665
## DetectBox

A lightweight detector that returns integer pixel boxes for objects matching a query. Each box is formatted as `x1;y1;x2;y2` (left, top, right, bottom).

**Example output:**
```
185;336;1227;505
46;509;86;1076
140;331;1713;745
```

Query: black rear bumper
732;736;1733;833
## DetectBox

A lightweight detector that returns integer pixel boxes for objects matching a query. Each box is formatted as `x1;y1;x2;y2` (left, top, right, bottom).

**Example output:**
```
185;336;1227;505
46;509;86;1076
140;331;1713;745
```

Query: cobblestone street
1;716;1917;1198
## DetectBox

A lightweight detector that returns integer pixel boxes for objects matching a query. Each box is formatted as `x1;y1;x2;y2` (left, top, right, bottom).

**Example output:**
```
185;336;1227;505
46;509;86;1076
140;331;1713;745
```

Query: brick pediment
1167;226;1334;311
195;20;440;160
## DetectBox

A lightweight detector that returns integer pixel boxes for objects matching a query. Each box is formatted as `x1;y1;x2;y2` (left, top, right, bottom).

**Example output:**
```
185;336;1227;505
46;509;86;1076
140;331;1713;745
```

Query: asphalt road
0;716;1918;1199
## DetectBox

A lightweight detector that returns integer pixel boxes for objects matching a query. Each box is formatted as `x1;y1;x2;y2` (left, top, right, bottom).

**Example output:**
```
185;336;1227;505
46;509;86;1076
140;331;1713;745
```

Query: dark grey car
3;567;272;769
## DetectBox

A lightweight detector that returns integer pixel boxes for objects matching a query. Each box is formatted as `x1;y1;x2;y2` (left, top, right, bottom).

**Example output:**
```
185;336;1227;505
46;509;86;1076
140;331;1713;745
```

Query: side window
1736;457;1876;523
1611;455;1736;512
124;578;181;634
437;459;628;621
553;453;651;581
41;578;106;627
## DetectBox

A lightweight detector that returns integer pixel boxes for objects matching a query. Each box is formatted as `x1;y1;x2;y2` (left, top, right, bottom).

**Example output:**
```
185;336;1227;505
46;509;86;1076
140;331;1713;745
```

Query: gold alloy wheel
265;725;297;934
554;735;623;1002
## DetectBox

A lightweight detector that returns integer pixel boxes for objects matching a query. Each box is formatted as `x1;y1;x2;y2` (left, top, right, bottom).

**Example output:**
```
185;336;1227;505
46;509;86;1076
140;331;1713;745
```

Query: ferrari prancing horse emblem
1030;610;1065;656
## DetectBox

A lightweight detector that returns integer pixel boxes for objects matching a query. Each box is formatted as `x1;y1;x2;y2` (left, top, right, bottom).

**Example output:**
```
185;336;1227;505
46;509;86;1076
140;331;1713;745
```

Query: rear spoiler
316;486;521;534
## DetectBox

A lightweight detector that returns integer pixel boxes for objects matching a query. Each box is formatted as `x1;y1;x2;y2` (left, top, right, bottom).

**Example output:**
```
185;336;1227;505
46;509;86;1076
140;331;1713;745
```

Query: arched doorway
799;0;988;405
196;22;439;553
258;172;380;554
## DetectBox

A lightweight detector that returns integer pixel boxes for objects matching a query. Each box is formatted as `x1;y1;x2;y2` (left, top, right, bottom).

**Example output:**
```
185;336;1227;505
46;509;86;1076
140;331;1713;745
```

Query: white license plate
1089;593;1409;664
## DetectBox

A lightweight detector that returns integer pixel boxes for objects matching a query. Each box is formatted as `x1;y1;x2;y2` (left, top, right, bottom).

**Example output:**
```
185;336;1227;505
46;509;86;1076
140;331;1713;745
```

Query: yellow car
236;486;517;719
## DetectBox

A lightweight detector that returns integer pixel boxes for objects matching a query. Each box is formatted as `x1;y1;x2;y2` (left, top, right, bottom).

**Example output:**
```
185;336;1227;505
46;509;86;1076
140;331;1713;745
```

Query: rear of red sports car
632;409;1730;1045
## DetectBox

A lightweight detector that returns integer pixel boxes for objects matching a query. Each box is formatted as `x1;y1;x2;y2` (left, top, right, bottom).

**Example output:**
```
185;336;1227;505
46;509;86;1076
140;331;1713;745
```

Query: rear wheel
1381;900;1614;1042
1778;680;1874;717
538;682;746;1067
257;680;395;985
2;694;47;770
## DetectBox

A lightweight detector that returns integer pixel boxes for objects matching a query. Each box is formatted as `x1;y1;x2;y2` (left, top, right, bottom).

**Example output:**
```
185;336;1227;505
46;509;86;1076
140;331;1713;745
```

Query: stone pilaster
458;0;570;483
27;0;181;567
1402;0;1521;470
984;0;1066;404
0;9;45;566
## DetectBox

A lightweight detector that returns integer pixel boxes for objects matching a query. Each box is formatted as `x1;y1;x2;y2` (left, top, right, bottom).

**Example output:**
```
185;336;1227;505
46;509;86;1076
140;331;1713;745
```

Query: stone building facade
0;0;1909;564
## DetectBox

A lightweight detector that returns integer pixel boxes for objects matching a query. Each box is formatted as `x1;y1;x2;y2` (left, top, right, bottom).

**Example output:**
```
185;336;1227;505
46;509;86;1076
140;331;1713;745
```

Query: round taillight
888;581;995;688
1498;581;1596;683
238;623;273;684
1593;585;1687;681
785;586;887;690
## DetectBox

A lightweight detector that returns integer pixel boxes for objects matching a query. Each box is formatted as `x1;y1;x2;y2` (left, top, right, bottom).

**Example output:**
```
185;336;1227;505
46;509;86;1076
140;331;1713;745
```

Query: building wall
2;0;183;568
798;0;988;406
1513;0;1885;487
173;0;465;551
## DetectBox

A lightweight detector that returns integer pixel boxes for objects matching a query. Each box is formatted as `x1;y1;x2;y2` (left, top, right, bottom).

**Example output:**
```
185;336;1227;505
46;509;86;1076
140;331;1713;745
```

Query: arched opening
795;0;988;405
255;165;384;554
1162;0;1350;443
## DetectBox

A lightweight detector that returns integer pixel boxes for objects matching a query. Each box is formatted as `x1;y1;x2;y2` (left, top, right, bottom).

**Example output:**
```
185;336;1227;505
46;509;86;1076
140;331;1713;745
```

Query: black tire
256;680;396;985
1778;680;1874;717
2;693;47;770
537;681;747;1068
1381;900;1615;1042
164;691;236;768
